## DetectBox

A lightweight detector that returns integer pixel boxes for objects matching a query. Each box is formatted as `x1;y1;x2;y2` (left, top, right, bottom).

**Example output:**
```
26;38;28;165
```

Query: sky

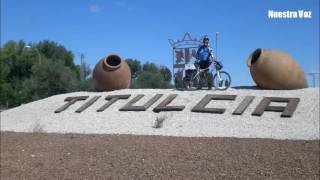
1;0;319;87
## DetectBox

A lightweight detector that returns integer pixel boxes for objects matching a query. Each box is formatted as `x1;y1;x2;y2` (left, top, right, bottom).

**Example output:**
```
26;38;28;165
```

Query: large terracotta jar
247;48;308;90
93;54;131;91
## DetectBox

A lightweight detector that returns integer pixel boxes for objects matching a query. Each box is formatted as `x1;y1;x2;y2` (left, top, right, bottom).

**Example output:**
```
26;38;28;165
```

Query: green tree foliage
0;40;93;109
20;59;78;103
159;65;172;82
125;59;141;80
0;40;172;109
125;60;173;89
36;40;80;78
0;51;12;108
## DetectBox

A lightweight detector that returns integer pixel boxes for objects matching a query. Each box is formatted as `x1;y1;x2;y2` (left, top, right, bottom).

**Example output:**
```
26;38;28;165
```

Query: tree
159;66;172;82
36;40;80;79
134;71;163;88
18;58;78;103
0;40;93;108
125;59;142;79
0;40;37;107
0;50;12;108
0;39;173;109
132;61;173;89
142;62;158;73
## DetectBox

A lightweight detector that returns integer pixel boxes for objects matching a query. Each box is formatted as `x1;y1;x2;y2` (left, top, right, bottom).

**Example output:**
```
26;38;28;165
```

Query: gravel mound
1;88;319;140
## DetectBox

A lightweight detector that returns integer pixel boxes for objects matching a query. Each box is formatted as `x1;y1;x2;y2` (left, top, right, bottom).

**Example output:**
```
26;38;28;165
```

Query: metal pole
308;71;320;87
173;48;175;86
80;53;85;80
312;73;315;87
215;32;219;61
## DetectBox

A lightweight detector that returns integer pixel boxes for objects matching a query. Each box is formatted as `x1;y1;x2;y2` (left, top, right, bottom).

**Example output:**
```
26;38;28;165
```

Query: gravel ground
1;88;319;140
1;132;319;180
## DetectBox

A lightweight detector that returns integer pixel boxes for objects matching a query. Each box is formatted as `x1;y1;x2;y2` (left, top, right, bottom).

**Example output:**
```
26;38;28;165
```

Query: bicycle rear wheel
212;71;231;90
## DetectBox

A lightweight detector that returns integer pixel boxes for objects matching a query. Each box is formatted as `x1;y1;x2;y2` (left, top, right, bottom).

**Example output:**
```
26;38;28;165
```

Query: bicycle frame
191;62;221;82
215;70;222;81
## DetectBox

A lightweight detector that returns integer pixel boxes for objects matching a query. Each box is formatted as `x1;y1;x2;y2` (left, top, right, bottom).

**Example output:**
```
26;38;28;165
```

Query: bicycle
183;60;231;90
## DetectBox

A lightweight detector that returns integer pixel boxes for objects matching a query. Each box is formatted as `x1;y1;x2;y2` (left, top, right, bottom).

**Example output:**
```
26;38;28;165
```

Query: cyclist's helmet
203;35;209;43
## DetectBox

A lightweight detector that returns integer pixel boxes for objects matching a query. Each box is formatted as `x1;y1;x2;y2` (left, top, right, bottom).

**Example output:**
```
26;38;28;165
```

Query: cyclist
195;35;215;89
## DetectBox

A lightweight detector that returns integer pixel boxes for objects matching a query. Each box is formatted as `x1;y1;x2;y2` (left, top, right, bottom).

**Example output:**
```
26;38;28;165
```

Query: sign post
169;33;202;88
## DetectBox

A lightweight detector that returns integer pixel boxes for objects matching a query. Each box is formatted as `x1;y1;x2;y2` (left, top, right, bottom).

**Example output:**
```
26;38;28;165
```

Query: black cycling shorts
196;60;211;69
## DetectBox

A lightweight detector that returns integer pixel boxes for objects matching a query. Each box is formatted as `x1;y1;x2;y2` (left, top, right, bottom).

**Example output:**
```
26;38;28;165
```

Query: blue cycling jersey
197;45;213;62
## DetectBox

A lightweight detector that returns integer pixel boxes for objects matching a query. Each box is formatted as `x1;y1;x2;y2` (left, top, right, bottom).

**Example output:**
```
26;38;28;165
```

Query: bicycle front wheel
212;71;231;90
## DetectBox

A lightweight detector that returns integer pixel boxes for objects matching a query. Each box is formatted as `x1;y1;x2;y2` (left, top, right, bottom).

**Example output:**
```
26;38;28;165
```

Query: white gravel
1;88;319;140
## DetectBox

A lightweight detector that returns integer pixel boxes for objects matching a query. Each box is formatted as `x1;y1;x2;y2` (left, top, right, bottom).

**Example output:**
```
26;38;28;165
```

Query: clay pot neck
247;48;262;67
103;54;122;71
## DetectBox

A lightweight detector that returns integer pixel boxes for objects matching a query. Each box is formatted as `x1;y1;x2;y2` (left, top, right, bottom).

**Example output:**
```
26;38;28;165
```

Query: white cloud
89;4;101;13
